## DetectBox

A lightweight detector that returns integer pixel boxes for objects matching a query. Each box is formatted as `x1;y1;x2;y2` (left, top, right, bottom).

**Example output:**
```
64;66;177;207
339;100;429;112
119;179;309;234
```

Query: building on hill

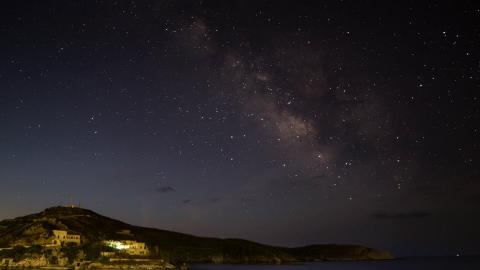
100;251;116;257
52;230;81;246
116;229;132;236
104;240;149;256
1;258;14;267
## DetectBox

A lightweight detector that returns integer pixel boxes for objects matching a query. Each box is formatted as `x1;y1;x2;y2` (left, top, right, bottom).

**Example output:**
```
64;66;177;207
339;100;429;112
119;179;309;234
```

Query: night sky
1;1;480;257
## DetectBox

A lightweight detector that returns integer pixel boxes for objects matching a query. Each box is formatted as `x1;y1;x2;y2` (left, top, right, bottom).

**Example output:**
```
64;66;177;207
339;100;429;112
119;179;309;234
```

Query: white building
52;230;81;246
104;240;149;256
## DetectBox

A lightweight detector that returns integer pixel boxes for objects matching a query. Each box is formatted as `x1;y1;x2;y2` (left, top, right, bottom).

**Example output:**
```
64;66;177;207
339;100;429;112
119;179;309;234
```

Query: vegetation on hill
0;206;393;264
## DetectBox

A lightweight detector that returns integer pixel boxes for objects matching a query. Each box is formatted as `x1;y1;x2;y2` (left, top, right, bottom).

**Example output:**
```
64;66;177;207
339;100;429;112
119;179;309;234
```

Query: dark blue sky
1;1;479;257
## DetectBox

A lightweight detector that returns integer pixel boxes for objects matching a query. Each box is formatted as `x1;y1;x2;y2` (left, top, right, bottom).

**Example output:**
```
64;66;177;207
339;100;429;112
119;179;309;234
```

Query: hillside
0;206;393;264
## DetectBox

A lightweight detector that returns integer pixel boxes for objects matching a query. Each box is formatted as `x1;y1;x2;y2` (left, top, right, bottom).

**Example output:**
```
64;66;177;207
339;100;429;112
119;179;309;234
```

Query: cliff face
0;207;393;263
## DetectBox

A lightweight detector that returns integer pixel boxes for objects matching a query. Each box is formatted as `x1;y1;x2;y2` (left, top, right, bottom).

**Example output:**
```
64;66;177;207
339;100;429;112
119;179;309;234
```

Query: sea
189;257;480;270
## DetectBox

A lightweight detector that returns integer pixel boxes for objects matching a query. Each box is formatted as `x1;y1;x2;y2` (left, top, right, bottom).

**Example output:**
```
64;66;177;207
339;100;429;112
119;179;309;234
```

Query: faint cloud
372;211;431;220
210;197;221;203
155;186;175;193
466;194;480;204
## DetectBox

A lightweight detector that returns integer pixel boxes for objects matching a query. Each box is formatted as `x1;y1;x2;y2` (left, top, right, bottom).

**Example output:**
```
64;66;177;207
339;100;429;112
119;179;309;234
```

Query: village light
105;241;129;250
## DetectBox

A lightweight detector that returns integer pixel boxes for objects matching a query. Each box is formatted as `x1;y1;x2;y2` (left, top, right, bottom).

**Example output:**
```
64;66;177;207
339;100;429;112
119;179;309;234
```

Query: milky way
0;1;479;256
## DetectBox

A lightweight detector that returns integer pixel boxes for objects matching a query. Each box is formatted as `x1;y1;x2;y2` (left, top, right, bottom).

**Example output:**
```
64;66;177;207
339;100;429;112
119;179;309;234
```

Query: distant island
0;206;393;269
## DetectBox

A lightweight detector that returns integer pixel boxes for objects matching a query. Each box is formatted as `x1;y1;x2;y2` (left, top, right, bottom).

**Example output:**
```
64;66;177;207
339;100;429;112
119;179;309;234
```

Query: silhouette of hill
0;206;393;263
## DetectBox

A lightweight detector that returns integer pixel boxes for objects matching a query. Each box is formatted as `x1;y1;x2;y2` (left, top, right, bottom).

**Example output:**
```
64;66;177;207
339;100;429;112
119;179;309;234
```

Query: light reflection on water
189;257;480;270
18;258;480;270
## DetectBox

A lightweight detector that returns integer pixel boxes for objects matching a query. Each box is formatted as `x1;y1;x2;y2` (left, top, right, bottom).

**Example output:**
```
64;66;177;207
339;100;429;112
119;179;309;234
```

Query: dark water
190;257;480;270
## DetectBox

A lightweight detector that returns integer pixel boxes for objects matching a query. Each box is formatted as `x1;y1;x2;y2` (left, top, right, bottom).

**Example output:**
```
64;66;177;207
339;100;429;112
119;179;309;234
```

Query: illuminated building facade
52;230;81;245
104;240;149;256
